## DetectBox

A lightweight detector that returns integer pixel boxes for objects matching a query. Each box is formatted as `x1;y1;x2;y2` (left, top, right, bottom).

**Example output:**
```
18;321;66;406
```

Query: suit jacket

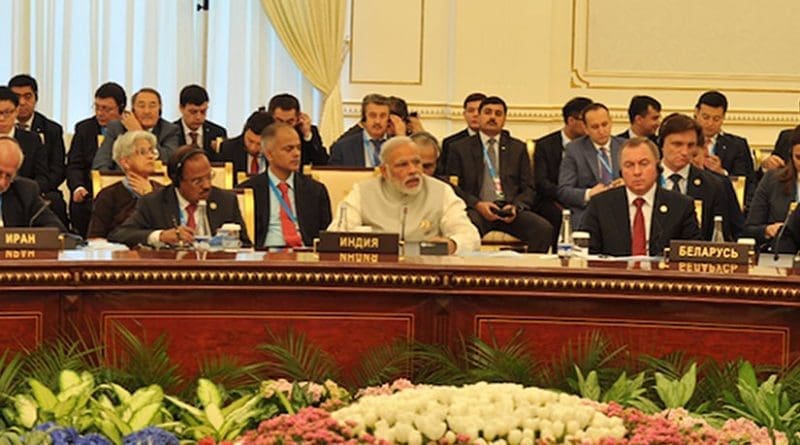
239;172;332;247
714;132;755;207
14;128;49;192
66;117;102;193
299;125;329;166
533;130;564;202
682;165;731;241
92;119;180;170
328;131;366;167
615;129;654;144
771;128;793;162
446;133;536;210
219;135;252;185
29;112;66;192
582;186;701;256
173;119;227;162
108;185;251;248
438;128;471;176
0;177;66;230
743;169;795;246
557;135;625;226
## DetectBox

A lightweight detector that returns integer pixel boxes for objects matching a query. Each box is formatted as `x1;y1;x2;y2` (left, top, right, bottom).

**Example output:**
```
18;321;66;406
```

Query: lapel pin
209;202;217;210
693;178;701;186
419;220;432;230
659;204;668;213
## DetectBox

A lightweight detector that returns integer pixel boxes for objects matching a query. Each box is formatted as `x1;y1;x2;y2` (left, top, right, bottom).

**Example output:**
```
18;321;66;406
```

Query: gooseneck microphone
773;202;798;261
28;199;52;227
400;206;408;245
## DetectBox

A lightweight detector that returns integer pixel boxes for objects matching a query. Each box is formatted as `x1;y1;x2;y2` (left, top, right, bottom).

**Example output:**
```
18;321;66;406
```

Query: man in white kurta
329;136;480;255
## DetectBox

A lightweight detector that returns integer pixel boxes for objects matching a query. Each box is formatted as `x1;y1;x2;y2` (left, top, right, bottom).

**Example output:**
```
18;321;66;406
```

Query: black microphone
28;199;52;227
773;201;798;261
400;205;408;245
650;211;665;257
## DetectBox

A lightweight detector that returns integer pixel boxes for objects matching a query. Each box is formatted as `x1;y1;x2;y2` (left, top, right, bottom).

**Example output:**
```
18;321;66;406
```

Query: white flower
407;429;423;445
393;421;412;443
506;428;523;445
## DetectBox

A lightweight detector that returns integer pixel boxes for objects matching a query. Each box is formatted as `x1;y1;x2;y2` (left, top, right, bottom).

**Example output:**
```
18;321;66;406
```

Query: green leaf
205;403;224;432
164;395;205;419
110;383;132;403
129;402;161;432
97;419;122;445
128;385;163;413
13;395;37;429
58;369;82;392
575;366;600;401
197;378;222;408
27;379;57;411
738;361;758;389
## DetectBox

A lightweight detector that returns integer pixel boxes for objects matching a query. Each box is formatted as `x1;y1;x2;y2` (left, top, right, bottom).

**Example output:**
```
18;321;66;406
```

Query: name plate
0;249;59;260
668;240;749;265
317;231;399;254
0;228;61;250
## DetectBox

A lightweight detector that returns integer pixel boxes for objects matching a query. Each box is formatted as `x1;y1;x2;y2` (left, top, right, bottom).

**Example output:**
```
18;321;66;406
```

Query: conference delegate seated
743;126;800;249
0;136;66;230
109;145;251;248
239;122;332;248
331;136;480;255
582;137;701;256
86;131;163;239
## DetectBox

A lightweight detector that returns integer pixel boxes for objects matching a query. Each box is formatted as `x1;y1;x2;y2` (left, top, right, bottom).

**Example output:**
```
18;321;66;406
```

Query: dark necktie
250;156;260;175
480;138;499;201
631;197;646;256
185;203;197;230
370;139;383;165
189;131;199;147
669;173;682;193
16;123;28;131
277;182;302;247
599;147;611;185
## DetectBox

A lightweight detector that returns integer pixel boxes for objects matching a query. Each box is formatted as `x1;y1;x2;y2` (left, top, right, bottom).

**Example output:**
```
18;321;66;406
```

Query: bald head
0;137;24;193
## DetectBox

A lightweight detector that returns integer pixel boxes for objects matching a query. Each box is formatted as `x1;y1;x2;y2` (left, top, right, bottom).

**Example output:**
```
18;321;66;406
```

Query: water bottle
711;215;725;243
557;209;573;258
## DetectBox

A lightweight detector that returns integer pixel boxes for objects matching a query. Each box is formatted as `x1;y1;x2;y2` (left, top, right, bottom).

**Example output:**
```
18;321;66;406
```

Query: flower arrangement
237;407;387;445
332;382;627;444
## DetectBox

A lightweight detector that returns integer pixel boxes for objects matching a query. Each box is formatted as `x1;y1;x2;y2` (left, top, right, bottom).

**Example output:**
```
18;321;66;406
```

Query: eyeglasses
94;104;117;113
187;171;216;187
133;147;159;157
0;109;16;119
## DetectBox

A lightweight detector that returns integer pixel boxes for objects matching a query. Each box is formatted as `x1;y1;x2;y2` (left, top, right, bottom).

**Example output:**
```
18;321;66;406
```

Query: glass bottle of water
711;215;725;243
557;209;573;258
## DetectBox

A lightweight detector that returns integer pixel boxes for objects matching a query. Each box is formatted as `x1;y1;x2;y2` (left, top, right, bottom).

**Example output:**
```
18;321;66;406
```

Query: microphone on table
28;198;52;227
773;201;798;261
400;205;408;245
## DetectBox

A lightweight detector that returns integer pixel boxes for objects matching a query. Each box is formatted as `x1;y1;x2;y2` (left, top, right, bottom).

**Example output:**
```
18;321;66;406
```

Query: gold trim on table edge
0;271;72;284
79;270;441;286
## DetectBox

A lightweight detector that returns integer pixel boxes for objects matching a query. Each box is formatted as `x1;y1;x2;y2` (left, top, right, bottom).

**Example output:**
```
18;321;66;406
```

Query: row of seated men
2;73;800;255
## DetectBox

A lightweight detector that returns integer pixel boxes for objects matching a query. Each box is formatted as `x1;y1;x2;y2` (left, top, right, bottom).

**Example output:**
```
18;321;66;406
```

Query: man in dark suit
446;96;552;252
583;137;701;256
657;113;732;240
267;93;328;166
239;122;331;247
558;103;627;228
93;88;180;170
66;82;127;237
218;111;273;185
617;95;661;143
174;84;227;162
694;90;755;206
534;96;592;249
329;93;391;167
9;74;68;226
763;128;794;170
0;136;65;230
109;145;251;248
0;88;49;193
437;92;486;176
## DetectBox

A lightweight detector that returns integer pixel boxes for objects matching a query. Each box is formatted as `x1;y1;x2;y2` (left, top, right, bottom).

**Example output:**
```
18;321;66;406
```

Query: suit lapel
293;174;308;242
609;138;621;179
612;188;631;251
650;188;670;254
580;139;600;183
470;136;485;192
162;187;181;227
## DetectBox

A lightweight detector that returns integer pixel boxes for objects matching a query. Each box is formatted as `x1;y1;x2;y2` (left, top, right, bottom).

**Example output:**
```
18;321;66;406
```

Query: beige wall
342;0;800;152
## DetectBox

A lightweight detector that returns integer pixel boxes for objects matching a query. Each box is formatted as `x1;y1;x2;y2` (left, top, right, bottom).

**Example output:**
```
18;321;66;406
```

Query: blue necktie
371;139;383;165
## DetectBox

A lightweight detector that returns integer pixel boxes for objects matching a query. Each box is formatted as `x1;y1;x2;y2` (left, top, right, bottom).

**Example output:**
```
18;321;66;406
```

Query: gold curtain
259;0;347;147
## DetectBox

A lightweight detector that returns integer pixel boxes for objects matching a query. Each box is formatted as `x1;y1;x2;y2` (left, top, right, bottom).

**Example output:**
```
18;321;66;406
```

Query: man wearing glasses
0;87;49;192
66;82;127;237
92;87;179;171
109;145;251;248
0;136;65;230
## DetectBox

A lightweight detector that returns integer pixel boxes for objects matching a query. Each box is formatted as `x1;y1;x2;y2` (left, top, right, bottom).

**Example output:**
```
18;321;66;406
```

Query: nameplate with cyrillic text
317;231;399;254
668;240;749;265
0;228;60;250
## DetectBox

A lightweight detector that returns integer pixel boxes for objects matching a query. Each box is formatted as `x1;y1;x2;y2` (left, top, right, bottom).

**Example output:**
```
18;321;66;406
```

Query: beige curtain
259;0;347;147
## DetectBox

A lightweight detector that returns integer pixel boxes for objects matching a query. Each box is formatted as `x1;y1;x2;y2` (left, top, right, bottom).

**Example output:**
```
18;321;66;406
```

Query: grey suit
557;135;625;228
92;119;180;170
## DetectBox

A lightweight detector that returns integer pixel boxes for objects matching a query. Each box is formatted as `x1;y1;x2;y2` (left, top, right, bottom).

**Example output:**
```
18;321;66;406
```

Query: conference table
2;249;798;377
